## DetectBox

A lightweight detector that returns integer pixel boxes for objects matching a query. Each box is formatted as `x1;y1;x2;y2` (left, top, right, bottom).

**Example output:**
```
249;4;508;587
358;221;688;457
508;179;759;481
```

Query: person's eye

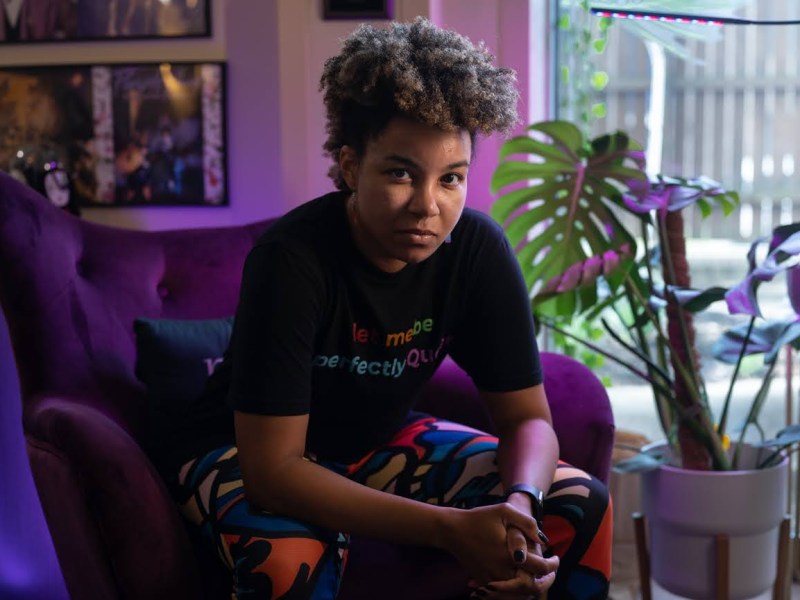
441;173;465;186
387;168;411;181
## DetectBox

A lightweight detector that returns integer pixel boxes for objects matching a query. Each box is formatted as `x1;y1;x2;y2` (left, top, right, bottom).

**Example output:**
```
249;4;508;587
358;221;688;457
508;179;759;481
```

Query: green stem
542;319;671;397
637;221;675;442
733;359;777;468
718;316;756;438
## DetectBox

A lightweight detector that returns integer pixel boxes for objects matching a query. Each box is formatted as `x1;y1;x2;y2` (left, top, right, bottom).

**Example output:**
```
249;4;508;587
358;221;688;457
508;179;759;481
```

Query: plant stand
632;512;792;600
784;346;800;585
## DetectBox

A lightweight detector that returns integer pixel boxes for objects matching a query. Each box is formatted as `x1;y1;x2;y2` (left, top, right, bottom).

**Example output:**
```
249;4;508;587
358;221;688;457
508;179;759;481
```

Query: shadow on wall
0;312;68;599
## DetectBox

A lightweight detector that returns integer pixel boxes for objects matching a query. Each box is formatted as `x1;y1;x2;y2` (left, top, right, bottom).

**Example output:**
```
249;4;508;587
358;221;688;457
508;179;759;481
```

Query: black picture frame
0;0;211;44
0;61;228;207
323;0;393;20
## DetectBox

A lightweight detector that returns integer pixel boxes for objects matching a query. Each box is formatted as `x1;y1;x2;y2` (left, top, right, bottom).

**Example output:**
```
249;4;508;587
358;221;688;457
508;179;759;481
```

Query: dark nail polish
514;549;525;562
475;589;487;597
538;530;550;545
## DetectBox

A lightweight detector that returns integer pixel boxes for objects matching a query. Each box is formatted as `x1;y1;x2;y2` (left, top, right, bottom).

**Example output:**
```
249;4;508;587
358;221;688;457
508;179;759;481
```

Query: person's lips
397;228;437;239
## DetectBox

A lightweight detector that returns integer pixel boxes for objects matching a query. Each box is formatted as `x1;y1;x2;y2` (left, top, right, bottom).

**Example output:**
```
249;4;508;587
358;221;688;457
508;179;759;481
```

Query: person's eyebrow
382;154;470;170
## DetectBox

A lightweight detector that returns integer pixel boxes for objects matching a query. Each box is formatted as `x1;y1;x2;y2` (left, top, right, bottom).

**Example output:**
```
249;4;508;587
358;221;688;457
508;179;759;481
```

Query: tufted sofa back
0;172;272;440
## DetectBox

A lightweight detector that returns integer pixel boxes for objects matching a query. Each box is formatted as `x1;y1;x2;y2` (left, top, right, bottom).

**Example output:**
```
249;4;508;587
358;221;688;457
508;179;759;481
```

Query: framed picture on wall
0;61;228;207
323;0;393;20
0;0;211;43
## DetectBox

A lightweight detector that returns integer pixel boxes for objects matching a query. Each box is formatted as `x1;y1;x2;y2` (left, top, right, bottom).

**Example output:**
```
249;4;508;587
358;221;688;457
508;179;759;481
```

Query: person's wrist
504;483;545;525
505;491;533;515
432;506;458;552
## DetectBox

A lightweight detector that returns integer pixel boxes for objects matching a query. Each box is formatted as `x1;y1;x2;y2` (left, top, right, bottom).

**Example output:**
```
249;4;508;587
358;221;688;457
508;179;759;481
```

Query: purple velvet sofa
0;171;615;600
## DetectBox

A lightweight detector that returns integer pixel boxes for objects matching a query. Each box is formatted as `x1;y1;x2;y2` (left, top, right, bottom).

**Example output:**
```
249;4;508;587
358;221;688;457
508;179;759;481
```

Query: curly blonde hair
319;17;519;190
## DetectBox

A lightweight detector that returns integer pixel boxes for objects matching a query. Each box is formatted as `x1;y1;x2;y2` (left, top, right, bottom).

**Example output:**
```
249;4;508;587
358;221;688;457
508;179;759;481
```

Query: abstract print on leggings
176;415;612;600
178;446;348;600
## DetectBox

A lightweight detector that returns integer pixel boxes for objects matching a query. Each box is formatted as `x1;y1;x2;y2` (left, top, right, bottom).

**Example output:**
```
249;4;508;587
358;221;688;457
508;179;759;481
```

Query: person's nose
407;183;440;218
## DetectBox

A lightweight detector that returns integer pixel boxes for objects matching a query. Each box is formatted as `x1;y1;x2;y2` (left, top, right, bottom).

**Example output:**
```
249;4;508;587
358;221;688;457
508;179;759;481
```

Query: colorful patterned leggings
176;414;612;600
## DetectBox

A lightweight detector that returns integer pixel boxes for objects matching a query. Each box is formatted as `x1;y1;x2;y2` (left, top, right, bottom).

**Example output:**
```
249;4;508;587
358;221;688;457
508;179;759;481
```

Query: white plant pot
641;442;788;599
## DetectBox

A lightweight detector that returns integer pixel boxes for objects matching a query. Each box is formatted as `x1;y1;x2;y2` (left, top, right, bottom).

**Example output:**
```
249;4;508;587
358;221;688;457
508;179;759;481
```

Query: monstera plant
491;119;800;471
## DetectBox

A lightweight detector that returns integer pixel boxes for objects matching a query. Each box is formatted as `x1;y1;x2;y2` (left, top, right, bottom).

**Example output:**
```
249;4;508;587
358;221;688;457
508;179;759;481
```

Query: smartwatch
504;483;545;525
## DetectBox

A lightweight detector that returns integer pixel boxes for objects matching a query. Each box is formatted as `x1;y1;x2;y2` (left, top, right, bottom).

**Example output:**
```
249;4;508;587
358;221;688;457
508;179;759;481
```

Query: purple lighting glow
0;314;69;600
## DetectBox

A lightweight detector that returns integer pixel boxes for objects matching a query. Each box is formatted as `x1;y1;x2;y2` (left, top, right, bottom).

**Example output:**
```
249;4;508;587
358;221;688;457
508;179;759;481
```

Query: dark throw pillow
133;316;233;467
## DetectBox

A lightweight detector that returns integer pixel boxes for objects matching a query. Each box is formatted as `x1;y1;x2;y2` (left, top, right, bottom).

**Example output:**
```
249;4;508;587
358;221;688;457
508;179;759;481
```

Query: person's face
339;116;471;273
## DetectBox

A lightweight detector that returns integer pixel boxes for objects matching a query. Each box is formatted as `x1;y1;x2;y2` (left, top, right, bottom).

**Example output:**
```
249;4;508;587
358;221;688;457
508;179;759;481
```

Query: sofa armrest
540;353;615;483
26;397;203;600
417;353;615;484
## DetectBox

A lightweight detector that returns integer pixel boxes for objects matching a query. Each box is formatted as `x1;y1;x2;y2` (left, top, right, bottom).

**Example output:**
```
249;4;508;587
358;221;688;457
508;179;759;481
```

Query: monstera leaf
490;120;648;318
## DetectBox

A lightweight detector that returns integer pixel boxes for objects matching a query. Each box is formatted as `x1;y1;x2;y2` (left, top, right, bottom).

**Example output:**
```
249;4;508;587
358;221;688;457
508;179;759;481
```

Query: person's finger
511;510;549;547
478;553;559;598
483;569;557;596
507;525;528;565
504;526;559;580
502;504;539;544
518;552;559;578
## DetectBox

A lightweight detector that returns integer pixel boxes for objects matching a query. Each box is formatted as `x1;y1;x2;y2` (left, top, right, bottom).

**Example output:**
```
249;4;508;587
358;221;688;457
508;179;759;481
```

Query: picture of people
0;0;209;43
112;63;225;205
0;62;227;207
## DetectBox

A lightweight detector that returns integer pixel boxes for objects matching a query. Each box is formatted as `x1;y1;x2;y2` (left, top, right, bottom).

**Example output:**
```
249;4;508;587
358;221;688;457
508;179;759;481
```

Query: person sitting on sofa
166;17;612;600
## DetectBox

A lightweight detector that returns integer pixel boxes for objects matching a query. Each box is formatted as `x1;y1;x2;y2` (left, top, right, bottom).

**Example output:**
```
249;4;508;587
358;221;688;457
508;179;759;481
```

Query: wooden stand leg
631;513;791;600
774;515;791;600
714;533;729;600
632;512;652;600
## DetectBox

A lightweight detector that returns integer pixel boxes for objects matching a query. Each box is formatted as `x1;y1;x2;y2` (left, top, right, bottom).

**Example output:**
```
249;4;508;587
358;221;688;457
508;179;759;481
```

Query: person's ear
339;145;359;191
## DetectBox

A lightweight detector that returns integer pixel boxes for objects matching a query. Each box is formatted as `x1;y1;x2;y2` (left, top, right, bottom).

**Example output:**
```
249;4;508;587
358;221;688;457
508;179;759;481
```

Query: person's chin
398;246;437;265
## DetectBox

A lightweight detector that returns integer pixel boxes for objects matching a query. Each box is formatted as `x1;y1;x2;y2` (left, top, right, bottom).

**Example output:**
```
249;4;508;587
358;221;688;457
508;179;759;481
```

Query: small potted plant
491;119;800;598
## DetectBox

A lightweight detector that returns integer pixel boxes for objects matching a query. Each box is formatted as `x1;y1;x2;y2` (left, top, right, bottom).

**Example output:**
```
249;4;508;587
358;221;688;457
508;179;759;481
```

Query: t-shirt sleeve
448;218;542;392
226;240;323;415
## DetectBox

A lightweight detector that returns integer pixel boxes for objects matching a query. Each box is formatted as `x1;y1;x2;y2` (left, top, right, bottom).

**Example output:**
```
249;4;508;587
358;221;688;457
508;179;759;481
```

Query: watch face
44;169;70;208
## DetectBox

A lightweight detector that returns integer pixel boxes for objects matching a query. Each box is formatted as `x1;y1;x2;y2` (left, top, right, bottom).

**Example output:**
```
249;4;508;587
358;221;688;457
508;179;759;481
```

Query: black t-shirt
168;191;541;473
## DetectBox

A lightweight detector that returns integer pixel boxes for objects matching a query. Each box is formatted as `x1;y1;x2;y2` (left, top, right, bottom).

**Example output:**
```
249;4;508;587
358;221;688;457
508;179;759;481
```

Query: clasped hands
445;503;558;600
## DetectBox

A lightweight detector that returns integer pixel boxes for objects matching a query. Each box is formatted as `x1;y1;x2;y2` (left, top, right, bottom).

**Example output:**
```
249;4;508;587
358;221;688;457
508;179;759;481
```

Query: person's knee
588;475;611;509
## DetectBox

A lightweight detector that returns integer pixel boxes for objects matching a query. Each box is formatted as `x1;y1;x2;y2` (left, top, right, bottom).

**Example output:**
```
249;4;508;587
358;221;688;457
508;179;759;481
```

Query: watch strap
504;483;545;523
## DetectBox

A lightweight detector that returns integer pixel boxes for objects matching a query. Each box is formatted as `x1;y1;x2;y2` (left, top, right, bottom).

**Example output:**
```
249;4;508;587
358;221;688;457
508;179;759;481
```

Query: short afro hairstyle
319;17;520;190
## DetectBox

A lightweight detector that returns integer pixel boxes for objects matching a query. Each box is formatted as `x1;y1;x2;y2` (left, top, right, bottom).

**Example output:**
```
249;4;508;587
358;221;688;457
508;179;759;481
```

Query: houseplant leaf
726;224;800;317
714;320;800;365
491;120;648;319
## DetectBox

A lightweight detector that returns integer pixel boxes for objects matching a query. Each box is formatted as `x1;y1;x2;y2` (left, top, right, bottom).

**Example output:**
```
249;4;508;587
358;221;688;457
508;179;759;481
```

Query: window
552;1;799;443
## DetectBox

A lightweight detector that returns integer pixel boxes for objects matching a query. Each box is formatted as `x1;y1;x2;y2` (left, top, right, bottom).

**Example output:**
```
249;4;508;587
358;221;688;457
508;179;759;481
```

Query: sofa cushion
133;316;233;464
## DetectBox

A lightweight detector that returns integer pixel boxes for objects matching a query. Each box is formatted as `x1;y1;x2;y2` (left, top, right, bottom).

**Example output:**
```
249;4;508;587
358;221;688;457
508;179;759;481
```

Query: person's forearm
242;455;454;548
496;418;559;511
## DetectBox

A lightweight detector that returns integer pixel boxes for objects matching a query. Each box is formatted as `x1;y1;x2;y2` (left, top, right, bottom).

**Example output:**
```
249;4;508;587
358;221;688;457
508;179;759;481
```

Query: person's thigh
327;414;504;508
177;446;348;600
332;415;612;598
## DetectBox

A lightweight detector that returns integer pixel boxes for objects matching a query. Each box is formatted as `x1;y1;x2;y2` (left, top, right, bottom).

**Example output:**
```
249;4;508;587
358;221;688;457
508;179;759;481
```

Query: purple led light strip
590;7;800;26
